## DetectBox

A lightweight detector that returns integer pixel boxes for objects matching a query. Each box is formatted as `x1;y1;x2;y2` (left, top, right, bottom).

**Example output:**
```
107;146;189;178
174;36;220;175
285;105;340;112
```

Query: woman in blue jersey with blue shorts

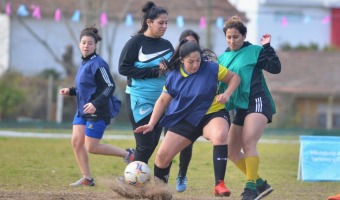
59;25;134;187
119;1;174;164
135;40;240;197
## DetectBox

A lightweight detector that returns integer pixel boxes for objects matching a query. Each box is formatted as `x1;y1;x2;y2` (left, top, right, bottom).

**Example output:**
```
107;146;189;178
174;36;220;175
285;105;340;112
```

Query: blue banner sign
298;135;340;181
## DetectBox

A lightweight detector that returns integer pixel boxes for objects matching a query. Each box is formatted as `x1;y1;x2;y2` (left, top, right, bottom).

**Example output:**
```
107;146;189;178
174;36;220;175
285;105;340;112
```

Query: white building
0;0;245;77
0;14;10;76
228;0;340;49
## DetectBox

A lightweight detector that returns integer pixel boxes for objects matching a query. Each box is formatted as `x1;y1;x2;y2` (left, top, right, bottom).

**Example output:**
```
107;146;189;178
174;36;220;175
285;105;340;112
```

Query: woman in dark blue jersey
135;40;240;197
119;1;174;164
59;25;134;187
174;29;213;192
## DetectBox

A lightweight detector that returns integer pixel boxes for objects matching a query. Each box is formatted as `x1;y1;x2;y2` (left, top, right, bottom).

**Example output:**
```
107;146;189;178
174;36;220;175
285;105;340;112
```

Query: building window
317;113;326;128
333;114;340;128
317;104;340;129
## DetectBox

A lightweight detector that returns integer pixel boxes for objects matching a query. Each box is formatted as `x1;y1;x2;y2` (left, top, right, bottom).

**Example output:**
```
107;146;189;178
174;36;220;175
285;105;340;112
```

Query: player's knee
85;143;98;154
155;151;170;168
211;133;228;145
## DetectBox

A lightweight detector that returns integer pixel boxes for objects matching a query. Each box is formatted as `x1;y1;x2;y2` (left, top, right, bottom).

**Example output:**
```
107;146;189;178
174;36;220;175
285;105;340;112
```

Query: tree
16;0;136;78
0;72;25;121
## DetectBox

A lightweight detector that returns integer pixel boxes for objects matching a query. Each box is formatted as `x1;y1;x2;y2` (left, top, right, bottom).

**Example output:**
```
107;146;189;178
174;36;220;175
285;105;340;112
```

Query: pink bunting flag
200;16;206;28
31;5;41;20
281;16;288;27
6;2;11;15
55;8;61;22
322;15;330;24
100;12;108;27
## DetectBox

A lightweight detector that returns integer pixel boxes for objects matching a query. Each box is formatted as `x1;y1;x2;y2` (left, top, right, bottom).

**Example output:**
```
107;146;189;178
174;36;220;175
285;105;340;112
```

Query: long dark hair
165;40;202;71
137;1;168;34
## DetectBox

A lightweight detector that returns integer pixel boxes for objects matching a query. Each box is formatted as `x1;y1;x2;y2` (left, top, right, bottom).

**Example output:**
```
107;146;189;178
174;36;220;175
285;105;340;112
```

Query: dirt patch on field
0;190;233;200
0;190;117;200
0;177;232;200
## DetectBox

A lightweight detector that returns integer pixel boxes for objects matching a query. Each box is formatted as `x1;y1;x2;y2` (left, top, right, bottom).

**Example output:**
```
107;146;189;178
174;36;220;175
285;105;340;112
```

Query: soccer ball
124;161;151;186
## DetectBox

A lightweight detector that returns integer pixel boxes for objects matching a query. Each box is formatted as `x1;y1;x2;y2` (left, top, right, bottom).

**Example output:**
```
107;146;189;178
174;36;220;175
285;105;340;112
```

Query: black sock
154;163;172;183
178;144;193;177
213;145;228;185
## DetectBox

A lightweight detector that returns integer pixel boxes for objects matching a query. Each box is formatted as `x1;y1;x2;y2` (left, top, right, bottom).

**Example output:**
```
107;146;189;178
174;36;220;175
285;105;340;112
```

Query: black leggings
126;94;162;164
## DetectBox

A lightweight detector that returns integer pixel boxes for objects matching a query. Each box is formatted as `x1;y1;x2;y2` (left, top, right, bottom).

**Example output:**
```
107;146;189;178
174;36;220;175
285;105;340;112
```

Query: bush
0;72;25;120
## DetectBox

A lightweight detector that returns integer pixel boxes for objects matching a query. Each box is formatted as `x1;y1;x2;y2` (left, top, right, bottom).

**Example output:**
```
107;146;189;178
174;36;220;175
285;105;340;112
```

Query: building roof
0;0;246;22
266;51;340;97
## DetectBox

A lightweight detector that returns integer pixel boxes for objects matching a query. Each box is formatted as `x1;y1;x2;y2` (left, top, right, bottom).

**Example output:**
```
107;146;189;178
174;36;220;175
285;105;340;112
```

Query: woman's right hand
134;124;154;134
59;88;69;96
158;61;168;77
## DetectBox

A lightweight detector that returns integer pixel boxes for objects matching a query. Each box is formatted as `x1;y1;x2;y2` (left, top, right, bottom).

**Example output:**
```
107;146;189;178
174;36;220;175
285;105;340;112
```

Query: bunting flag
176;16;184;28
100;12;108;27
200;16;206;28
125;13;133;26
71;10;80;22
215;16;224;30
322;15;330;24
54;8;61;22
31;5;41;20
281;16;288;27
303;15;311;24
5;2;11;15
7;4;335;27
17;4;29;17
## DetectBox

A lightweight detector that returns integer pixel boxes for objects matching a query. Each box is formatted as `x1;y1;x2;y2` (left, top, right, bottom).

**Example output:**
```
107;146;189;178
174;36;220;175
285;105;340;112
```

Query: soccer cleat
176;176;187;192
255;180;273;200
328;193;340;200
70;177;95;187
213;180;231;197
124;148;135;164
241;188;259;200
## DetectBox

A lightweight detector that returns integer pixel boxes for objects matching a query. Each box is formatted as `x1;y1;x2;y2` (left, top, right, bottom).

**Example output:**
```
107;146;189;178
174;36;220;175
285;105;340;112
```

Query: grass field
0;129;340;199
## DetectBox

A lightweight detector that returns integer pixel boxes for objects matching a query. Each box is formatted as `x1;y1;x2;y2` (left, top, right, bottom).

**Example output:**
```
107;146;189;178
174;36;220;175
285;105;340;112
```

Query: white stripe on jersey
99;67;113;96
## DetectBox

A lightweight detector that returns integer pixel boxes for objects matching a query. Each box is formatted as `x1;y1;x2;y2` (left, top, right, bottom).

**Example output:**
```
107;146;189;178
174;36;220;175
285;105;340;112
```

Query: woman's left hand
83;103;96;114
260;34;271;45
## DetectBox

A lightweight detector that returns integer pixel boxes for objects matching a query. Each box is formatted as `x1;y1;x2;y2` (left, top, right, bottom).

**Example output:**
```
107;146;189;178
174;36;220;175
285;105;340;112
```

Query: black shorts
233;96;273;126
169;109;230;142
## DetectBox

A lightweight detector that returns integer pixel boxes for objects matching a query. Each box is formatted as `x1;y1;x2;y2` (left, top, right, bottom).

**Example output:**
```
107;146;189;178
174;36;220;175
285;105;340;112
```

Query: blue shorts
72;116;107;139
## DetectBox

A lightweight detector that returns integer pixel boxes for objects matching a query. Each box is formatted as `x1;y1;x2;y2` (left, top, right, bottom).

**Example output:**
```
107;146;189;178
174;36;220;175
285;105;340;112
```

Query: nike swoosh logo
139;107;152;115
138;47;170;62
